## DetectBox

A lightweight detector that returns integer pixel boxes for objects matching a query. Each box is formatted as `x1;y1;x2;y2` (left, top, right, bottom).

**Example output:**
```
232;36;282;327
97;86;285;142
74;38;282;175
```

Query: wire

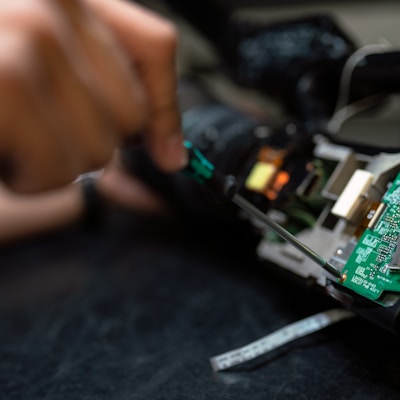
210;308;355;372
327;43;391;134
334;43;389;113
327;93;387;134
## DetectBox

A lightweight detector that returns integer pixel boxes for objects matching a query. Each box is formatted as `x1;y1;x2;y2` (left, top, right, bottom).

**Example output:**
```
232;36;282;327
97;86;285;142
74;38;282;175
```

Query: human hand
0;150;167;244
96;150;167;213
0;0;186;193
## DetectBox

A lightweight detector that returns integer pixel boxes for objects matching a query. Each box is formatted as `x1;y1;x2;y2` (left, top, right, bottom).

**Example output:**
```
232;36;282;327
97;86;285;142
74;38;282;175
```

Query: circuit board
340;172;400;303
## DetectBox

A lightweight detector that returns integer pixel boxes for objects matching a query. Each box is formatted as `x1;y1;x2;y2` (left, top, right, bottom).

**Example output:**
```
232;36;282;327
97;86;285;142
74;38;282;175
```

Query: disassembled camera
252;131;400;331
124;13;400;338
175;11;400;336
178;90;400;336
202;119;400;371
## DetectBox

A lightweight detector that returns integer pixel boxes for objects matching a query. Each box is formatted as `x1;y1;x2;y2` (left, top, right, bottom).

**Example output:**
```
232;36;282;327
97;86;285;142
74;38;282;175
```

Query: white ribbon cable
210;308;355;372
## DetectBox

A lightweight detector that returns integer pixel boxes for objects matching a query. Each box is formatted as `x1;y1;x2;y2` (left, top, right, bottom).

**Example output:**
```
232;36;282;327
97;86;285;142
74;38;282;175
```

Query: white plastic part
331;169;374;219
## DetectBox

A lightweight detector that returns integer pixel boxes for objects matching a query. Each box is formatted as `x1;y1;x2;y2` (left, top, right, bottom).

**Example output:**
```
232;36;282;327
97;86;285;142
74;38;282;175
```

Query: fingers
0;36;78;192
0;0;186;193
55;0;147;133
97;152;167;213
86;0;187;172
0;0;149;193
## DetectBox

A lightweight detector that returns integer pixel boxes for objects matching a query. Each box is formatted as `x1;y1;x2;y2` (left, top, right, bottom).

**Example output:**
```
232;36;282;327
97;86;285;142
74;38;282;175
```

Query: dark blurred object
166;0;400;133
166;0;355;119
349;51;400;98
219;15;356;115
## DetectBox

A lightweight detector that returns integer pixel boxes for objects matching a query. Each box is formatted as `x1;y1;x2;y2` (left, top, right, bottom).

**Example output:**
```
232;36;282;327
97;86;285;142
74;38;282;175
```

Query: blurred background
140;0;400;146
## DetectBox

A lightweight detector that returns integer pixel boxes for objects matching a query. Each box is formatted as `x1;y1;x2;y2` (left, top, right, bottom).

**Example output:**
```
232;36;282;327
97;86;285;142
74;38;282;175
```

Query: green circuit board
340;172;400;303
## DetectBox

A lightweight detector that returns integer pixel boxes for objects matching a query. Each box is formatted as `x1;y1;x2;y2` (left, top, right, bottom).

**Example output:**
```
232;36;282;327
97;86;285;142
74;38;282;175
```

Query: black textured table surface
1;210;400;400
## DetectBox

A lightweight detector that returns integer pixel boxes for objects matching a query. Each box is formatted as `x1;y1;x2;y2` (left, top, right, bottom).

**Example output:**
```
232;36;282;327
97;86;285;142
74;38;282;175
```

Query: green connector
183;140;215;184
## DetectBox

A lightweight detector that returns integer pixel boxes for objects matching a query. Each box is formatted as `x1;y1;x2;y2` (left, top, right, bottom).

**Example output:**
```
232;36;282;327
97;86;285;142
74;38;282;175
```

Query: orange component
258;147;286;168
264;171;290;201
265;190;278;201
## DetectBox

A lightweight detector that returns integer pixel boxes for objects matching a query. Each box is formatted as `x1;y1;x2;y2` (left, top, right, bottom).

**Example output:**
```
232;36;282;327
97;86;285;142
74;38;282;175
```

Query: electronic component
339;172;400;303
331;169;374;220
245;162;277;193
244;146;290;201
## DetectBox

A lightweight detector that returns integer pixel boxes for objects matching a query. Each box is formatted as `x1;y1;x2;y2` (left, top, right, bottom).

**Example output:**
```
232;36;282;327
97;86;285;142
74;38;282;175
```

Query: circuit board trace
340;173;400;303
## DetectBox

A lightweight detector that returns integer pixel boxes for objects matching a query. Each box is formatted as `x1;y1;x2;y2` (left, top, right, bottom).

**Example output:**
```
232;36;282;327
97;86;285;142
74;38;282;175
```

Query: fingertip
151;131;188;172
